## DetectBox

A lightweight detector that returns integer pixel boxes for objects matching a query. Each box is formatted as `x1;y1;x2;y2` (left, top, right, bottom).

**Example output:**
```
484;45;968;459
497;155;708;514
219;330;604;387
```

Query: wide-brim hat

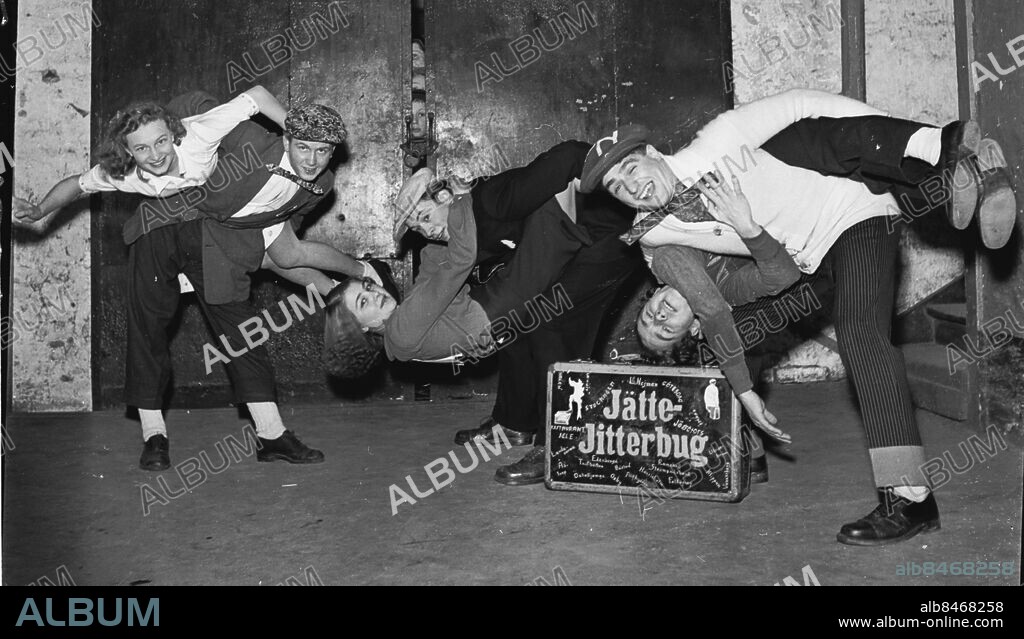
579;124;652;193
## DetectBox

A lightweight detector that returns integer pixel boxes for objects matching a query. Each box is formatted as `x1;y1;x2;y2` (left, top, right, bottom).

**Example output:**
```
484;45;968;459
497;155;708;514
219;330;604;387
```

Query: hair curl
637;329;701;366
96;102;187;180
321;277;386;379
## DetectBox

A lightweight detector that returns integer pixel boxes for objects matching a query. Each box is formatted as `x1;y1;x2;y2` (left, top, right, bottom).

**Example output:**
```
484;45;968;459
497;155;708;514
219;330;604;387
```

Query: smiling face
602;146;679;210
406;200;451;242
125;121;180;177
637;285;696;352
341;278;398;332
284;136;335;182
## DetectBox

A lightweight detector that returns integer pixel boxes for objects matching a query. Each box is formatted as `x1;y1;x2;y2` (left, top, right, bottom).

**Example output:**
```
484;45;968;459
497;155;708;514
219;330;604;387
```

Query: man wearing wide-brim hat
388;141;643;485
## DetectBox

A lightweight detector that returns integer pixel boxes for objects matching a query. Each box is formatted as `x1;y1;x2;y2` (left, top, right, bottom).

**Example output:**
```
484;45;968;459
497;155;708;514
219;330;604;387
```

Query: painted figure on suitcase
568;377;585;420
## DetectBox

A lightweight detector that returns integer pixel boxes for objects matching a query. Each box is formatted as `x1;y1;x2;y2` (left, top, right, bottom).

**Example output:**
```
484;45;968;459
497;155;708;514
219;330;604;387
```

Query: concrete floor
2;381;1021;586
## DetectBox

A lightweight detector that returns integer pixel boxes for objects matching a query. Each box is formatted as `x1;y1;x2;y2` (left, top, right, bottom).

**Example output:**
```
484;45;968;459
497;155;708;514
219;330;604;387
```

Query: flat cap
579;124;651;193
285;104;347;144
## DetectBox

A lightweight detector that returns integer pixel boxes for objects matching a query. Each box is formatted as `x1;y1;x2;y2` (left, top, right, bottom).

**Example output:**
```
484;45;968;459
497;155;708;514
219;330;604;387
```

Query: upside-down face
636;285;695;352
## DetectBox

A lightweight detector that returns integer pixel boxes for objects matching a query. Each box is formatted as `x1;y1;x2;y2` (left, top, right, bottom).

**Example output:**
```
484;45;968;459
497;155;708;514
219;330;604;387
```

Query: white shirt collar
133;146;186;193
278;150;294;172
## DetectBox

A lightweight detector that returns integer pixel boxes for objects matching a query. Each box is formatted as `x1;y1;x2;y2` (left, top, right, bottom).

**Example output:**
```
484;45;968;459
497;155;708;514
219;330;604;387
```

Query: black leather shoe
750;455;768;484
494;445;546;486
257;430;325;464
454;417;534;446
973;138;1017;250
938;120;981;230
836;488;940;546
139;434;170;472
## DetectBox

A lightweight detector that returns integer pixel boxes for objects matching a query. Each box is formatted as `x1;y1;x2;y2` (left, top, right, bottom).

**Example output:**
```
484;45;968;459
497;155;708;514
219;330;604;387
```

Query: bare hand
13;197;46;223
696;172;760;238
738;390;791;444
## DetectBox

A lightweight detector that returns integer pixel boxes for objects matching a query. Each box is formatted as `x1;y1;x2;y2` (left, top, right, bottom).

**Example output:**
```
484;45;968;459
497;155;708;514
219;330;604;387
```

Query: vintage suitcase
545;361;750;502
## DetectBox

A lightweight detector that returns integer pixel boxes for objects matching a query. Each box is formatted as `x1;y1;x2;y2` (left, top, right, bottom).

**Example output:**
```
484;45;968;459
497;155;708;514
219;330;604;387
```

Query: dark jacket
469;140;634;277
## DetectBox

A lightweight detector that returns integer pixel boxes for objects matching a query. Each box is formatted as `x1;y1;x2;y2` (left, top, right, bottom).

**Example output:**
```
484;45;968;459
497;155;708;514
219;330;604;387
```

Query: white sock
139;409;167;442
904;127;942;165
248;402;286;440
892;485;930;502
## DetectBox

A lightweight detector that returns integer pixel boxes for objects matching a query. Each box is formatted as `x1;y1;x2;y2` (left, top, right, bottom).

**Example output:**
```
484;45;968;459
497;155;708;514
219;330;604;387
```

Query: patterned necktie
618;173;717;245
265;164;325;195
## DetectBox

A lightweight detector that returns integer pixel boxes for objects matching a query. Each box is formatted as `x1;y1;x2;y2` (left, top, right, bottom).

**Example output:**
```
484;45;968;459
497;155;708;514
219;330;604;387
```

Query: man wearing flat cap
577;88;1018;546
119;91;352;472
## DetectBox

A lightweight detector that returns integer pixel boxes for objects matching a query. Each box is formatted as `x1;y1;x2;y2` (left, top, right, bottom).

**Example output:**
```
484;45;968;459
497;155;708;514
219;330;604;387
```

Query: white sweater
640;89;901;274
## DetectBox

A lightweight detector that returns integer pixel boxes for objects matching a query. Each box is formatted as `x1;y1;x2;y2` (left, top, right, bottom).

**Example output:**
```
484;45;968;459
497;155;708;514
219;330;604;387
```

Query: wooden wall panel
429;0;731;170
428;0;617;174
289;0;409;258
613;0;733;150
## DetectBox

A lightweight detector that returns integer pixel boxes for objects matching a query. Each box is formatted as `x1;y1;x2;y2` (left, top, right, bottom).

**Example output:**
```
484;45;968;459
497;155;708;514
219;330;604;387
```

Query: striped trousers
732;216;927;488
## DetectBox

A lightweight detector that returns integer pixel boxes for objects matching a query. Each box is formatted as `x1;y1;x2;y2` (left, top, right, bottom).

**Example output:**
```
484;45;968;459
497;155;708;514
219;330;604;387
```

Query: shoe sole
960;120;982;154
949;121;982;229
750;470;769;484
454;434;534;446
974;138;1017;249
257;453;325;464
950;160;979;230
139;461;171;472
979;184;1017;249
493;474;546;486
835;520;941;546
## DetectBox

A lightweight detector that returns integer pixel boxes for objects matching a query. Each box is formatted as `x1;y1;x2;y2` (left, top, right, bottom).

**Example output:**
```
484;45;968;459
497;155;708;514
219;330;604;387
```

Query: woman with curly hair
320;261;402;379
13;85;285;222
95;102;189;180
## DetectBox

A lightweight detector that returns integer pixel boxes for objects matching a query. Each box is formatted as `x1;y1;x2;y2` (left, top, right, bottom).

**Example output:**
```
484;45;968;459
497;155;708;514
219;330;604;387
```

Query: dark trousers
827;217;919;449
762;115;941;206
469;140;591;267
491;234;640;444
730;217;917;451
125;220;277;409
468;142;641;443
468;203;592;322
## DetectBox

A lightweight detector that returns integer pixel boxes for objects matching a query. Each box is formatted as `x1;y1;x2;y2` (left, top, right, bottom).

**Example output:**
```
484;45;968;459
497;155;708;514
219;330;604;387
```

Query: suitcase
545;361;750;502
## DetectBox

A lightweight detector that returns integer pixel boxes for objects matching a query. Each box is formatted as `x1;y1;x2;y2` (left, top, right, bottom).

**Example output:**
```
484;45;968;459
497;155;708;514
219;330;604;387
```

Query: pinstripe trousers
732;216;927;488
